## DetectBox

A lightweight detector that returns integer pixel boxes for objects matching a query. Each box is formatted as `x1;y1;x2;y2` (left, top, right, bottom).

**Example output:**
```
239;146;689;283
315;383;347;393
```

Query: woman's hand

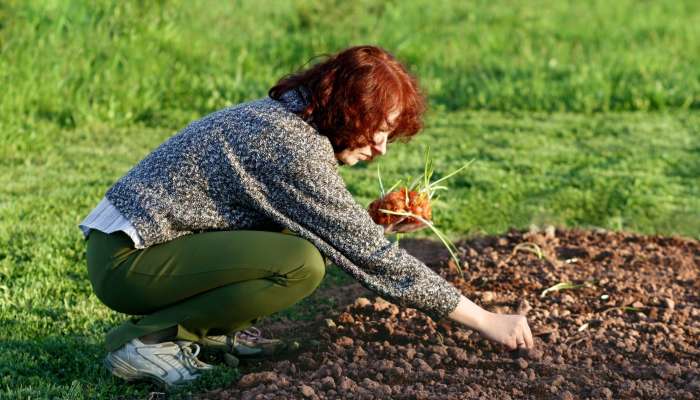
448;295;534;350
476;312;534;350
383;216;429;234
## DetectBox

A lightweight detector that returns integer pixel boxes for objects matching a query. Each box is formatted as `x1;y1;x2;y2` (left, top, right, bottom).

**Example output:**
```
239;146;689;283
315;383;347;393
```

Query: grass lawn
1;0;698;398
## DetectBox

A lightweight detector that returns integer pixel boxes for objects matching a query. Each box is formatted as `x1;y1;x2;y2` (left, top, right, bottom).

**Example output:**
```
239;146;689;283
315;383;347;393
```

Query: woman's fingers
506;316;533;351
381;216;431;234
515;319;534;350
383;217;408;234
523;322;534;349
395;220;428;233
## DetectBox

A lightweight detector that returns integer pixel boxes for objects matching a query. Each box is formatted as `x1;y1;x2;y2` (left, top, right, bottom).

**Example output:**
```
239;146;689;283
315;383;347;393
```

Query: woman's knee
291;238;326;292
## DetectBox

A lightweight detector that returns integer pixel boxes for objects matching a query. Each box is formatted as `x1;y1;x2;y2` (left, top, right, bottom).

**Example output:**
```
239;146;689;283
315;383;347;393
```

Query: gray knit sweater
104;88;461;320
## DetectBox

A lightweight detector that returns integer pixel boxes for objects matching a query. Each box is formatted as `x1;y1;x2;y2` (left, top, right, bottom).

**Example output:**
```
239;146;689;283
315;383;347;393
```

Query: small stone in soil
337;312;354;324
320;376;335;390
238;372;279;388
338;376;356;391
516;358;529;370
354;297;371;308
663;298;675;310
481;291;495;302
559;390;575;400
594;387;613;399
299;385;315;398
353;346;367;358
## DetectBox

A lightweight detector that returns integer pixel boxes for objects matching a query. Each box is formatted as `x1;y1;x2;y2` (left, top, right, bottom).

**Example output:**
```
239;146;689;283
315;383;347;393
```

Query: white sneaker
104;338;213;389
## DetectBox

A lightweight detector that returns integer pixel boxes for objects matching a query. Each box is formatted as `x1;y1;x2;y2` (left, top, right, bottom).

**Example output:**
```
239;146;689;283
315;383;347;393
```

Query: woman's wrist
448;295;489;331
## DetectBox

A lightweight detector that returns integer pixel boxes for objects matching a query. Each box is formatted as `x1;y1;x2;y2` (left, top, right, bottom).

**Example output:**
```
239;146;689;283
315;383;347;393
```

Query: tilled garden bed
201;228;699;399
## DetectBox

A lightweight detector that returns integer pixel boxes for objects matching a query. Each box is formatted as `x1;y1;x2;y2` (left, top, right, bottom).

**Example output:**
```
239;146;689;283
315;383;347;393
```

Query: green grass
2;0;699;138
1;0;699;398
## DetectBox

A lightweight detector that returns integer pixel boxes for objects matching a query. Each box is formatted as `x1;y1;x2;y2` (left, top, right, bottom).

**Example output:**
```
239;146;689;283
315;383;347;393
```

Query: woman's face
335;110;398;166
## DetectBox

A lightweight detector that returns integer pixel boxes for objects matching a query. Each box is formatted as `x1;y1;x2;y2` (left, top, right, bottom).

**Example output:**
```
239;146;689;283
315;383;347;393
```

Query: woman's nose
372;134;388;155
372;141;387;155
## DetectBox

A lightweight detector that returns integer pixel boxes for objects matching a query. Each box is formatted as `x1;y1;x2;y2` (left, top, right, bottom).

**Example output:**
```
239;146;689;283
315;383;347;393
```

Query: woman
79;45;533;389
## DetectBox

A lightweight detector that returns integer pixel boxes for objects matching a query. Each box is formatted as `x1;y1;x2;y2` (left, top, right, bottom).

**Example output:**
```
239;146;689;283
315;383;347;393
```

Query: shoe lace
237;327;263;343
177;342;206;373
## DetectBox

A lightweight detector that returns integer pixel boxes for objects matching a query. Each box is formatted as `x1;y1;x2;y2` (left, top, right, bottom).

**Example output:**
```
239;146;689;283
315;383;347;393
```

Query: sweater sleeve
249;150;462;321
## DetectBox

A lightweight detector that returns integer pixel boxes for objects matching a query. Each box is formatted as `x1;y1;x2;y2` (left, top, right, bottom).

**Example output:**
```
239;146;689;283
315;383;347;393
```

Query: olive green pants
86;229;326;352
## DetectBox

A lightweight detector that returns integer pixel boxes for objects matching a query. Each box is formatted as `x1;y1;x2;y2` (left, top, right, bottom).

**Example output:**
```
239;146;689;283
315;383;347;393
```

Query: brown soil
199;228;699;400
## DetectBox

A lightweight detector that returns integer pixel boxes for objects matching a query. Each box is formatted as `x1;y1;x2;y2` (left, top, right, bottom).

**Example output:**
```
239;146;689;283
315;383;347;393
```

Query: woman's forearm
448;294;488;330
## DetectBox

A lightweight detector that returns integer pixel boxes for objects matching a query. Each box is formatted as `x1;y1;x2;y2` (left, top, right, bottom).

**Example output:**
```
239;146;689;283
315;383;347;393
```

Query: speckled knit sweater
104;88;461;320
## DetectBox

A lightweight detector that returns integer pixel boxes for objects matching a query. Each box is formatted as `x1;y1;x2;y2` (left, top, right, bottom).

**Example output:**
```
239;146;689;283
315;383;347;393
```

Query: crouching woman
79;45;533;389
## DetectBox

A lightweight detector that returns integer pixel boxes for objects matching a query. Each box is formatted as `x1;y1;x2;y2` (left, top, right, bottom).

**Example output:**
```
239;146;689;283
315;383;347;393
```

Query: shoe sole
235;340;300;359
199;334;293;357
104;353;193;390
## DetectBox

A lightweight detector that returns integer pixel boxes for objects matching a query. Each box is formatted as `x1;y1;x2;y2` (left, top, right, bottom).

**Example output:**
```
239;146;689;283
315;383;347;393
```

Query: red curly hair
269;45;427;153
